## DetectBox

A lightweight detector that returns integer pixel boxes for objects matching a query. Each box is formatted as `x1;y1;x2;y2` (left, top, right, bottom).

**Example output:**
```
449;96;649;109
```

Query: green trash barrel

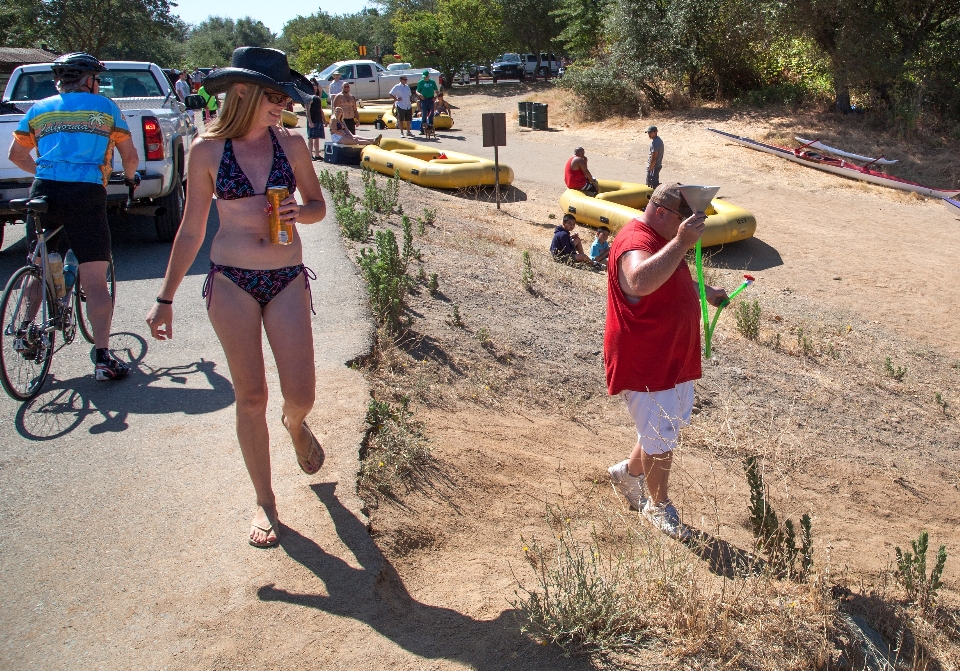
518;101;527;127
531;102;548;130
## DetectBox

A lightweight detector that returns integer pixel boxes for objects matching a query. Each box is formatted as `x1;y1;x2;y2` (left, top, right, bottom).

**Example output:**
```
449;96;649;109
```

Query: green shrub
557;61;642;120
884;356;907;381
895;531;947;613
360;398;430;495
735;299;761;340
357;229;413;332
521;250;534;291
745;456;813;580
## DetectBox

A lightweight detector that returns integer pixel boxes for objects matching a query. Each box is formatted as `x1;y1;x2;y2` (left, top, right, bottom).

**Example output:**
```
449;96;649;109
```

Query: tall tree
393;0;505;82
551;0;605;59
39;0;183;58
500;0;561;71
187;16;275;67
292;33;359;73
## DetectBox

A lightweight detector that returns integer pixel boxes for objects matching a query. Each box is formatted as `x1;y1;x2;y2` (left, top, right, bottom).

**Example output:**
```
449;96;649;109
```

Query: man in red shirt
564;147;599;195
604;183;727;540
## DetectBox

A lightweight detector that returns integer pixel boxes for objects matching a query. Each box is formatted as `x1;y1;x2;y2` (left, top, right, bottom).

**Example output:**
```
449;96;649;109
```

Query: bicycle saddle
9;197;48;213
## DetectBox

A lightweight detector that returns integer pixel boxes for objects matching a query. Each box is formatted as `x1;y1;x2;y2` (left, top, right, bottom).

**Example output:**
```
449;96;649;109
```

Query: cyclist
7;52;140;380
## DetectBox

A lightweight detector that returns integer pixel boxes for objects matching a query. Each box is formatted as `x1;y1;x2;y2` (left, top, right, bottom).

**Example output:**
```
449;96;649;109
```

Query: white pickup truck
0;61;203;244
312;60;441;100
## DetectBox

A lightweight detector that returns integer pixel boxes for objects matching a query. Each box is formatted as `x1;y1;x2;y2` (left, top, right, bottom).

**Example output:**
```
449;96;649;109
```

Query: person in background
389;75;414;137
331;83;358;134
433;92;453;121
645;125;664;188
191;67;203;93
551;214;595;266
564;147;599;196
328;71;344;98
415;70;438;135
590;225;611;265
9;52;140;381
306;80;326;160
175;70;191;103
198;84;219;123
605;183;728;541
329;107;380;146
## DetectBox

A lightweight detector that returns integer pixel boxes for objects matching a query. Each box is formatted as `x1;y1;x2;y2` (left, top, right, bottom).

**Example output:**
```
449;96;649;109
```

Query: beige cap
649;183;692;217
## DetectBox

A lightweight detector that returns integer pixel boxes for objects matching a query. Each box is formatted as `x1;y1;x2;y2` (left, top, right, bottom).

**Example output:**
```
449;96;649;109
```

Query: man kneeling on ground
551;214;597;266
564;147;599;196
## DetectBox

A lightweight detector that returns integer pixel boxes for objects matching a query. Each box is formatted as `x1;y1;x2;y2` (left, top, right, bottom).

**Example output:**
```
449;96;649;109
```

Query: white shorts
331;133;344;143
622;381;694;455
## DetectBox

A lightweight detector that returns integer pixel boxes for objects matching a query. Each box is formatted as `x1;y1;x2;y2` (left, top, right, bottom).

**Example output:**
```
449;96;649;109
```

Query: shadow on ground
706;236;784;271
15;332;234;440
686;528;765;578
260;482;594;671
447;184;528;204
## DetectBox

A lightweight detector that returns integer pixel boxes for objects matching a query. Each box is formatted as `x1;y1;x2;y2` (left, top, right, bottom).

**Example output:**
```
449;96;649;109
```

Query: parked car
453;63;489;84
386;62;413;71
490;54;526;83
521;53;560;77
313;60;441;99
0;60;203;243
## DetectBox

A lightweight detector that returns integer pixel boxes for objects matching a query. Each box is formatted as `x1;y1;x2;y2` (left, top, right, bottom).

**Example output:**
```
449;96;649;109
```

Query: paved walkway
0;189;394;668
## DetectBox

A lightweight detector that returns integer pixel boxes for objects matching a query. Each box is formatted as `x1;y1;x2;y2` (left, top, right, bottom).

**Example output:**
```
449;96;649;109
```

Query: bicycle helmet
51;53;106;83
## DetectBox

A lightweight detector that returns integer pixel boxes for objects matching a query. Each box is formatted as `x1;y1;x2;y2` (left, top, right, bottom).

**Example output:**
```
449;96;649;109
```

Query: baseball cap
649;183;693;217
422;70;430;77
646;125;658;133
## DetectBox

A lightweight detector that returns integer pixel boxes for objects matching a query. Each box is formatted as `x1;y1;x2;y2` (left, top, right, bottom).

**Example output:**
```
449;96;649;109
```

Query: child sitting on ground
590;226;611;267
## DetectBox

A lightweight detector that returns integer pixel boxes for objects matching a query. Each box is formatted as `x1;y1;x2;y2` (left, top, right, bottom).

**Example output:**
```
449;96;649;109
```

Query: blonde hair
202;84;275;139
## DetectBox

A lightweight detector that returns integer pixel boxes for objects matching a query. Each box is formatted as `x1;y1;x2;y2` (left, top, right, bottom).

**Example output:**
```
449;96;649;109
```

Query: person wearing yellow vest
198;85;219;122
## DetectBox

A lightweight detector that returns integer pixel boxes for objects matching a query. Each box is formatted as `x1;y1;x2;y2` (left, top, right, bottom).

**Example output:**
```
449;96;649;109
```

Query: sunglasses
263;91;292;105
652;200;691;219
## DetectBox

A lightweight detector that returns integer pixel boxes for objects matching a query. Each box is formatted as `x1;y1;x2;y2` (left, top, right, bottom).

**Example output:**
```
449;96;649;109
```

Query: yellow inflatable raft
381;109;454;130
361;138;514;189
322;104;394;124
281;109;299;128
559;180;756;247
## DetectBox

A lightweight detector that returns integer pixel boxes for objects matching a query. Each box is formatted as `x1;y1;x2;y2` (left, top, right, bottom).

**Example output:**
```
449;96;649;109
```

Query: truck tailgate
0;114;30;183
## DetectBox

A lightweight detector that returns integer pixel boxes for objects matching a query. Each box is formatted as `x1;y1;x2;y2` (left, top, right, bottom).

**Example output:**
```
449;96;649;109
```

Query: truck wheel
154;173;184;243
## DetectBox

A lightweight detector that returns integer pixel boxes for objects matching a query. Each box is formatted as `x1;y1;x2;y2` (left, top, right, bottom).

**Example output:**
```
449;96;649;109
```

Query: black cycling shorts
28;179;111;264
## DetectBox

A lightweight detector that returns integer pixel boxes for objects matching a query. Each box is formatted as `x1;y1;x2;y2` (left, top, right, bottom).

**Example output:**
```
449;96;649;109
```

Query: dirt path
349;84;960;667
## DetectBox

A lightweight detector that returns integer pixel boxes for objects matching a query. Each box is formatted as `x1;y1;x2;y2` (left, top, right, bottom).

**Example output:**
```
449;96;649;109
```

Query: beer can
266;185;292;245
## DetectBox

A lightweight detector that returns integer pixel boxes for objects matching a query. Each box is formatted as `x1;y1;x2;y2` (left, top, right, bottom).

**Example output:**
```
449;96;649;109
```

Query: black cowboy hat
202;47;313;104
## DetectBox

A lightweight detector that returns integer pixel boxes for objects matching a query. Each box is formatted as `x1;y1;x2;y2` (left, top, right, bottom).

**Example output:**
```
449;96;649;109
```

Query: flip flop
249;516;280;548
282;415;325;475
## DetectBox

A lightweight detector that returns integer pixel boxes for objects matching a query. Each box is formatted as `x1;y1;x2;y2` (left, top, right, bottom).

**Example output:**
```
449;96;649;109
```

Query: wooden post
482;112;507;210
494;145;500;209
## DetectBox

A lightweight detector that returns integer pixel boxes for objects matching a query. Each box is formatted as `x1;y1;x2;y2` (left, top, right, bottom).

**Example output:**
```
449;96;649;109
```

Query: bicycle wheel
0;265;56;401
76;257;116;344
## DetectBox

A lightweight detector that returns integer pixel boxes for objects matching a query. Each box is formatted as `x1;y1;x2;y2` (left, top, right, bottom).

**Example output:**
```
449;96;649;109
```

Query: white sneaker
642;499;691;541
607;460;647;510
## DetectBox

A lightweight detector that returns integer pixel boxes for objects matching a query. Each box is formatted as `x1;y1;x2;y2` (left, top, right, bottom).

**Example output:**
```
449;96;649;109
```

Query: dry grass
515;503;836;668
328;144;960;669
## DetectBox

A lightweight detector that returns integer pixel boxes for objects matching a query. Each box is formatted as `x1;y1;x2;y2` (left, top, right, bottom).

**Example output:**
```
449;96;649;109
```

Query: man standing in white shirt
175;70;193;121
389;75;414;137
328;71;344;97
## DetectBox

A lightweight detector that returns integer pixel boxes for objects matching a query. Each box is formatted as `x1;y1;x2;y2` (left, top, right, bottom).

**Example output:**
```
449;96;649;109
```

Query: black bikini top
215;127;297;200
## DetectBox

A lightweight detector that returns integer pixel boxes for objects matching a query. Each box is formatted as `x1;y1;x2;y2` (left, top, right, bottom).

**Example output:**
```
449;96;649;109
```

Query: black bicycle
0;195;118;400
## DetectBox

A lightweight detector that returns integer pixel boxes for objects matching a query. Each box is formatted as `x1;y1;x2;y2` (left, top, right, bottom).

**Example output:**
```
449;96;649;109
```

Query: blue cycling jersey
14;92;131;186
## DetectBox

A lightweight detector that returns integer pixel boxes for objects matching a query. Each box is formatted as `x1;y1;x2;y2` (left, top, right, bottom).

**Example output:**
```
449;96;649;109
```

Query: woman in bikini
145;47;325;548
329;106;381;146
